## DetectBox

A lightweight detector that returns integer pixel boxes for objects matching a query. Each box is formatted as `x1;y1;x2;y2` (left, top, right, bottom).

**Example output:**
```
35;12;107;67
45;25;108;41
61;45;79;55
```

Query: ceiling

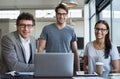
0;0;85;10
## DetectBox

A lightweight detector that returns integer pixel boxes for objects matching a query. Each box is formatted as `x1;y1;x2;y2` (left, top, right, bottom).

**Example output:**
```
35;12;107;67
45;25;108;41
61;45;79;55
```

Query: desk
0;74;106;79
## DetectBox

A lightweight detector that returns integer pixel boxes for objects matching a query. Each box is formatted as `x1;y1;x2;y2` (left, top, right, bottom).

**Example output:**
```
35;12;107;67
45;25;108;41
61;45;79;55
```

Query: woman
83;20;120;78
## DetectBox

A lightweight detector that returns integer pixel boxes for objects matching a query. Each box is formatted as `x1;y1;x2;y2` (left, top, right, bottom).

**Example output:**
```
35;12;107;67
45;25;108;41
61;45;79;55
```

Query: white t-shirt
84;42;120;78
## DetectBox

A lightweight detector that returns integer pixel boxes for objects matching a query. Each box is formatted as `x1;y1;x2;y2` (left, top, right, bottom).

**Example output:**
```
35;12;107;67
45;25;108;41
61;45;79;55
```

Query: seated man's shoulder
2;31;16;41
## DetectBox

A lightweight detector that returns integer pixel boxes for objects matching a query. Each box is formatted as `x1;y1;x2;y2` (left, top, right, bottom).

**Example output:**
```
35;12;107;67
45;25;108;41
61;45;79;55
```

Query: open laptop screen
34;53;74;77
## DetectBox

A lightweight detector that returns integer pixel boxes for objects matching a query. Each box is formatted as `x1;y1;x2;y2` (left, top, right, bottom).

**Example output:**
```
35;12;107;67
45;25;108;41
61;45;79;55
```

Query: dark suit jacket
1;31;36;72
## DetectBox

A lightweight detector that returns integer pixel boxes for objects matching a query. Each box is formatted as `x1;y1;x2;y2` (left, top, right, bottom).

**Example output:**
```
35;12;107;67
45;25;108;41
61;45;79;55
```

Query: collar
19;34;30;43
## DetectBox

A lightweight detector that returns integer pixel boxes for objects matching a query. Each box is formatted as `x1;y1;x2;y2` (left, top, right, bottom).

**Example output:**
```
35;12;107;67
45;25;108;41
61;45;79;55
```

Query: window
35;9;82;18
0;10;20;19
36;9;55;18
68;9;82;18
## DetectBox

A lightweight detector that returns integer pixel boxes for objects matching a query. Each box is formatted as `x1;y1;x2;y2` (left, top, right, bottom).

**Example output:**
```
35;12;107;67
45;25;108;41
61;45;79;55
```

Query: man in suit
1;12;36;72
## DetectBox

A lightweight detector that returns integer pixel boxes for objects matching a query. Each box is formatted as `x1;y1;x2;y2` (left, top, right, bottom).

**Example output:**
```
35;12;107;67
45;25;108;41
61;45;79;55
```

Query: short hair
55;3;68;14
16;12;35;26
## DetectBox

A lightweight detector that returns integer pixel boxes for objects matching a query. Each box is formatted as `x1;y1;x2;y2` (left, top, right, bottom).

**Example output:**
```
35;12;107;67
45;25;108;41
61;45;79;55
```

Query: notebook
34;53;74;77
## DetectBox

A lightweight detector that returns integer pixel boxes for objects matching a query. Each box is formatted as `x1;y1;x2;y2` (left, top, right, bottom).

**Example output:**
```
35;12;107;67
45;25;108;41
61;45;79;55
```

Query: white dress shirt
19;35;30;63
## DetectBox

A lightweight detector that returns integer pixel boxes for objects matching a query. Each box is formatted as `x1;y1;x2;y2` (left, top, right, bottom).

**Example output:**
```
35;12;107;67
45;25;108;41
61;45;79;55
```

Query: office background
0;0;120;57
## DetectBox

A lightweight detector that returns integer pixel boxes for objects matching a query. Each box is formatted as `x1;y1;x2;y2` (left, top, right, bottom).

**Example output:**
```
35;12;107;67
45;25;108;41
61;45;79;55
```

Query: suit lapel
20;43;27;63
29;37;35;63
29;43;32;63
14;31;27;63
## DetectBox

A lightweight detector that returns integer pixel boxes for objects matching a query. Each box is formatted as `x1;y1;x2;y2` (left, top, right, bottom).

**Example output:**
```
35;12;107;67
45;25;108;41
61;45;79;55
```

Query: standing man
38;4;80;72
1;12;36;72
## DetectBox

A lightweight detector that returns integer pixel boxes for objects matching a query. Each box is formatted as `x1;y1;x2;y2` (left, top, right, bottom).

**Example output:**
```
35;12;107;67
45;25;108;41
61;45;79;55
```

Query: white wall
0;19;9;63
0;19;9;36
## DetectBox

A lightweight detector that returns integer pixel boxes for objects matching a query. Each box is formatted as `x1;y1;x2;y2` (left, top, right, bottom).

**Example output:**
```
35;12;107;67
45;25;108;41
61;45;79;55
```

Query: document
6;71;34;76
18;72;34;75
73;77;105;79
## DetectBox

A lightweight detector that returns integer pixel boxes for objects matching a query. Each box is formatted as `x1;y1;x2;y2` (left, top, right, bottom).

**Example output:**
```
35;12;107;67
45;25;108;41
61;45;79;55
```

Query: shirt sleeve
40;26;47;40
84;42;89;56
110;44;120;60
71;29;77;42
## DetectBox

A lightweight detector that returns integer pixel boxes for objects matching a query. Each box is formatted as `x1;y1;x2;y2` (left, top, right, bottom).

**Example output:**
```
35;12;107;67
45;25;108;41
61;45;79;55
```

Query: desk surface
1;72;120;79
0;74;106;79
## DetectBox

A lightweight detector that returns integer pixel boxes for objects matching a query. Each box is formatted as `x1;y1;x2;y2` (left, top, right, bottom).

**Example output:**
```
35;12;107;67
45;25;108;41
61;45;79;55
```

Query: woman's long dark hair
95;20;112;58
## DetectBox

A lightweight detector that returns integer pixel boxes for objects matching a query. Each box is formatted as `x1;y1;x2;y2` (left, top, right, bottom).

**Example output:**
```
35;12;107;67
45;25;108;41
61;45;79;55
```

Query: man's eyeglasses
57;13;67;16
95;28;107;32
18;24;33;29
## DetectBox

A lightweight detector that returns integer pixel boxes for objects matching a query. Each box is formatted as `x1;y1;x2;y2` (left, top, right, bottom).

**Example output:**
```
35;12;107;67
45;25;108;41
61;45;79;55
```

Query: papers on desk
76;71;98;76
109;73;120;76
109;73;120;79
18;72;34;75
6;71;18;76
6;71;34;76
73;77;105;79
76;71;84;75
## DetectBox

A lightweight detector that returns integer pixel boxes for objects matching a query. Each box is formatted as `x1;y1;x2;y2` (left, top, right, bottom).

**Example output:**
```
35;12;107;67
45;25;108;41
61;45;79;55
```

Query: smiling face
56;8;68;25
94;23;108;39
17;20;34;40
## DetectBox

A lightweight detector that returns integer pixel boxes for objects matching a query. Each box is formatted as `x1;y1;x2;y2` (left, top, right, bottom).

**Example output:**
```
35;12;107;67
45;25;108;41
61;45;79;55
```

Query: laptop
34;53;74;77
